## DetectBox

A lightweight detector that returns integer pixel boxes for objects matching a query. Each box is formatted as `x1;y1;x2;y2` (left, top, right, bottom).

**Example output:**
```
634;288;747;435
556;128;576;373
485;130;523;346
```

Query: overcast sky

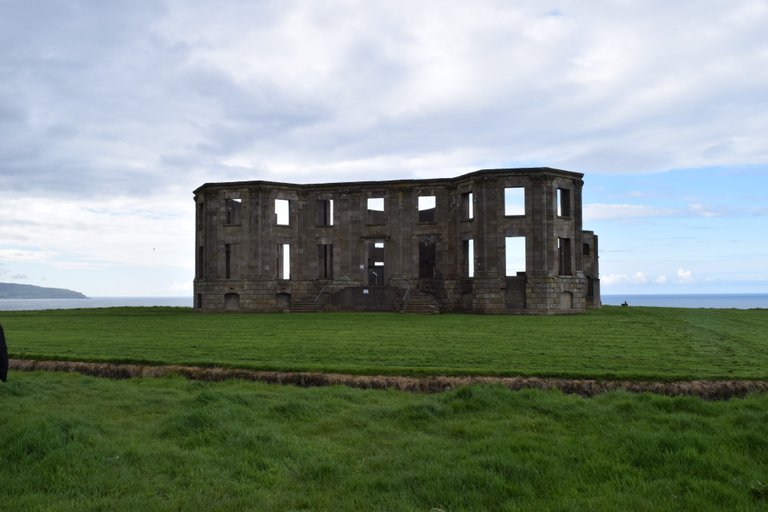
1;0;767;297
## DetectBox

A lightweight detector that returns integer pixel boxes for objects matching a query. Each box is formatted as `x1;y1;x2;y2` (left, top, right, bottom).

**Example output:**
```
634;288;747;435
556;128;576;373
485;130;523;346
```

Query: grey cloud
178;65;332;155
2;0;767;205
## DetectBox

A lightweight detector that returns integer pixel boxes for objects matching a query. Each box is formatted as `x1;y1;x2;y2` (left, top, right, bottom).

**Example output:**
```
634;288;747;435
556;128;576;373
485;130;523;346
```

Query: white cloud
3;0;768;196
677;268;694;282
584;203;679;221
0;249;57;261
602;272;675;287
0;195;193;270
688;203;727;217
170;280;193;292
602;272;650;286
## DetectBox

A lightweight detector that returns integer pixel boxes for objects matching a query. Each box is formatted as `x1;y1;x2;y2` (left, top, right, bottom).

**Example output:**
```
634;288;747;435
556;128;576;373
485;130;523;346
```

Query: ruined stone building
193;167;600;314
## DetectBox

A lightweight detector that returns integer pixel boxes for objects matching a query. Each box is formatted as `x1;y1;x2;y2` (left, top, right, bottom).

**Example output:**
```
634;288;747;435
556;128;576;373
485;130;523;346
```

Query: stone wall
193;167;600;314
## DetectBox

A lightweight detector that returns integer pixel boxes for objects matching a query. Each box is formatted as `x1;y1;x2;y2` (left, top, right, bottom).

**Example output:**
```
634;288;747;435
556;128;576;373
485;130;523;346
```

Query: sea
601;294;768;309
0;297;192;311
0;294;766;311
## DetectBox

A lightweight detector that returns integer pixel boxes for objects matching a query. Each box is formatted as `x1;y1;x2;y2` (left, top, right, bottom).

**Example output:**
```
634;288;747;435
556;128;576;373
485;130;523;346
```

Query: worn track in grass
10;358;768;399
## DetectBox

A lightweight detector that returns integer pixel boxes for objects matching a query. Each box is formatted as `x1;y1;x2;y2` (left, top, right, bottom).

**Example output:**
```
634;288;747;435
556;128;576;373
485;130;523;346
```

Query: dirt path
10;358;768;399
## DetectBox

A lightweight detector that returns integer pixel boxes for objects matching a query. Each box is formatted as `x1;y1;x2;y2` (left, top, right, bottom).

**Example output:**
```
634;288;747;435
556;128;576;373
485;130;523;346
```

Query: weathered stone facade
193;167;600;314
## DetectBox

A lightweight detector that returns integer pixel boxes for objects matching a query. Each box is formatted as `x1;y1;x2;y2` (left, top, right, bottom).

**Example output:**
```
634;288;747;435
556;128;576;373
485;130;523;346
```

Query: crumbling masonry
193;167;600;314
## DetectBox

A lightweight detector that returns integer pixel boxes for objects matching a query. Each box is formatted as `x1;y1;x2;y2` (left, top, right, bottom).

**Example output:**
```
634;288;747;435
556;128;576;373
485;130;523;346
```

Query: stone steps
402;291;439;314
290;293;329;312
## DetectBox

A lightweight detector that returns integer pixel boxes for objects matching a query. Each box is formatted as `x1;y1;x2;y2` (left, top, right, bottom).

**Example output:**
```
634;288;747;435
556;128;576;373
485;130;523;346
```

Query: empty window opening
317;199;334;226
225;244;232;279
463;239;475;277
505;237;526;276
278;243;291;279
367;197;384;211
367;241;385;286
557;188;571;217
318;244;333;279
367;196;386;224
583;243;591;256
558;237;572;276
419;240;437;278
504;187;525;216
225;198;241;225
418;195;436;223
462;192;474;220
275;199;290;225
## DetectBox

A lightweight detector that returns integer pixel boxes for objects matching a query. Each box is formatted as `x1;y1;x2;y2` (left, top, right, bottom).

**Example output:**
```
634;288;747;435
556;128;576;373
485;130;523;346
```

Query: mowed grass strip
3;306;768;380
2;372;767;511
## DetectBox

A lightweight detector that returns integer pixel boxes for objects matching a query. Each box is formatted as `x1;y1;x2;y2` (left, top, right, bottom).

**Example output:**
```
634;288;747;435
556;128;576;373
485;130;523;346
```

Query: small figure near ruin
0;322;8;382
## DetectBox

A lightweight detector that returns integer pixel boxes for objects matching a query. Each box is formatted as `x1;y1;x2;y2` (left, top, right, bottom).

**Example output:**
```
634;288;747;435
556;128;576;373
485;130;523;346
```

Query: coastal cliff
0;283;87;299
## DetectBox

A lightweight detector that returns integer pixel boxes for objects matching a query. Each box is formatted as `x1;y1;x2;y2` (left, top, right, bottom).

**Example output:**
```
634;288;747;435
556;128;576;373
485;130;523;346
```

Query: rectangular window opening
275;199;290;225
462;192;474;220
557;188;571;217
367;196;386;225
504;187;525;216
317;199;334;226
225;198;242;225
197;246;204;278
418;195;436;223
367;197;384;211
463;239;475;277
505;236;526;276
278;243;291;279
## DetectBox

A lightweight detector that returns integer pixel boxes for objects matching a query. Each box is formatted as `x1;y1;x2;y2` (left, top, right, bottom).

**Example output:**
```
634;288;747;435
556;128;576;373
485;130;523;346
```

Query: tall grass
3;306;768;379
2;372;767;511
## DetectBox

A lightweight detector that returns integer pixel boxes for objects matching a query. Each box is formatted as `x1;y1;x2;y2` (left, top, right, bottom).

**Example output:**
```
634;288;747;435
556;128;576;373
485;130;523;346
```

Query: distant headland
0;282;87;299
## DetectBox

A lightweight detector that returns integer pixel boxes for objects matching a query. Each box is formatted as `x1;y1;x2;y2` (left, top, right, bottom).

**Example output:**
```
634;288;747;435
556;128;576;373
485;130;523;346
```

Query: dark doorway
367;241;385;286
418;240;436;278
224;292;240;310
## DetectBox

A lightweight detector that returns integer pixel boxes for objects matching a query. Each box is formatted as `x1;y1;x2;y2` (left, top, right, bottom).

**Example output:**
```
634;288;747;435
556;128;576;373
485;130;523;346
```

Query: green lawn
2;372;767;511
3;306;768;379
3;307;768;510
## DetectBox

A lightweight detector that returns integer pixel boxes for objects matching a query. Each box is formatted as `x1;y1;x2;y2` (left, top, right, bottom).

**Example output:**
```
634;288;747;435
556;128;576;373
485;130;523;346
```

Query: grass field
3;306;768;379
3;306;768;510
2;372;768;511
